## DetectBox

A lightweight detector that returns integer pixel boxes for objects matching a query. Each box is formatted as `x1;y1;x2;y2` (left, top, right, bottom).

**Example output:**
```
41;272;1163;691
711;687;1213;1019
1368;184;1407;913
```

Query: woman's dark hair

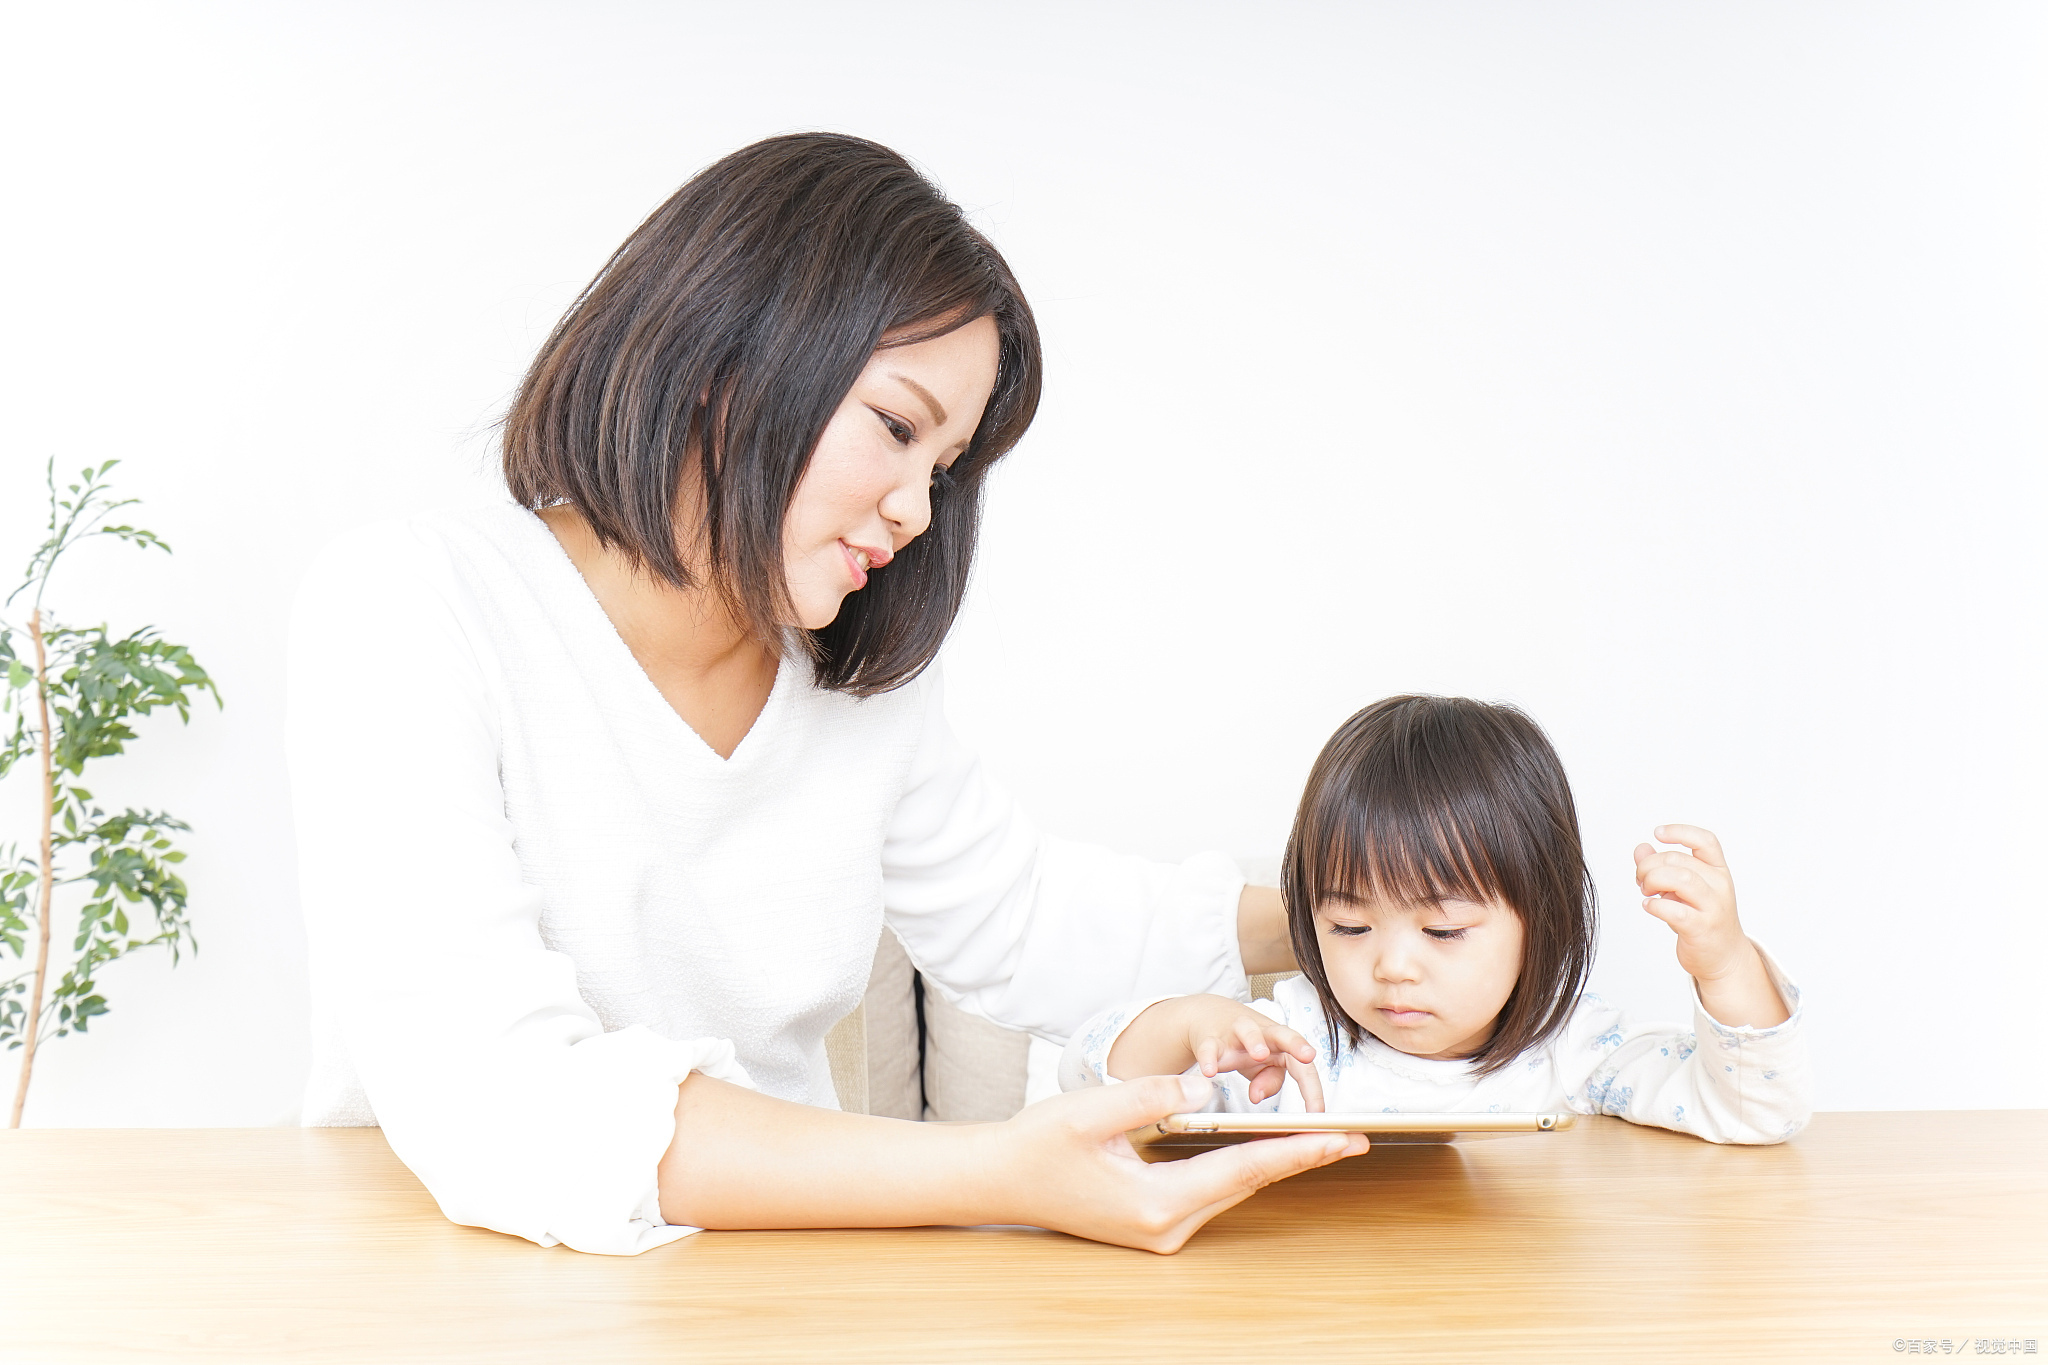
1282;695;1597;1075
502;132;1042;696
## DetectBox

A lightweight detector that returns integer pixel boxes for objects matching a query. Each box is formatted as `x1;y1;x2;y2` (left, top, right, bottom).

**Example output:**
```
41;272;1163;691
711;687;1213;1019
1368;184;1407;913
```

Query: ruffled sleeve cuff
1693;940;1805;1042
403;1026;756;1257
1056;996;1184;1091
1684;940;1812;1143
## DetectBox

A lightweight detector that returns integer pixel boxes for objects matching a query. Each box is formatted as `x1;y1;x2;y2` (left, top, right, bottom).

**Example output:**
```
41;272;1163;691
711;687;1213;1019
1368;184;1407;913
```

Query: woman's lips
838;539;892;591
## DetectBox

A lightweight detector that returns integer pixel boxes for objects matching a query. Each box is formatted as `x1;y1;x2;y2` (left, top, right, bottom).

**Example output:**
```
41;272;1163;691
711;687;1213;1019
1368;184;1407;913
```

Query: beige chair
824;930;1298;1120
823;932;1031;1121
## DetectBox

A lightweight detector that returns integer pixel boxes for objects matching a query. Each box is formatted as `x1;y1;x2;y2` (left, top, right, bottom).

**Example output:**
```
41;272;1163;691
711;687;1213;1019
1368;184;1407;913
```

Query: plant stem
9;608;55;1128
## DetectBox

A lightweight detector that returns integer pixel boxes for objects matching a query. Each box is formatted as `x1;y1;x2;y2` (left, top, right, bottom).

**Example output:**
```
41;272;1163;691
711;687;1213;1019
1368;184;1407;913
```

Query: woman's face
782;314;1001;630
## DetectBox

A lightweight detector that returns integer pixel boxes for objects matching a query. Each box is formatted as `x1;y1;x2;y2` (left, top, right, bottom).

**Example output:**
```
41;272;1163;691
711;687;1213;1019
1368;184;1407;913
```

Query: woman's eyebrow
887;372;948;428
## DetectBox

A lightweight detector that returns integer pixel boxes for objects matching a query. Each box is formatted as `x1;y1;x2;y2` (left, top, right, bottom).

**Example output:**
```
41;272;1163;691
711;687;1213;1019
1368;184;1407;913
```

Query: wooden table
2;1113;2042;1363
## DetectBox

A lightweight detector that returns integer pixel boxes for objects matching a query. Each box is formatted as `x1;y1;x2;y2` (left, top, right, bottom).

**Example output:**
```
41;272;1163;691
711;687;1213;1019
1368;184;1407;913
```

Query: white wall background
1;1;2040;1124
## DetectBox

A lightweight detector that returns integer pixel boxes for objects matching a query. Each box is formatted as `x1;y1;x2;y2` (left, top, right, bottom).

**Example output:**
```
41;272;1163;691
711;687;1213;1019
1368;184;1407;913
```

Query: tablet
1146;1111;1576;1146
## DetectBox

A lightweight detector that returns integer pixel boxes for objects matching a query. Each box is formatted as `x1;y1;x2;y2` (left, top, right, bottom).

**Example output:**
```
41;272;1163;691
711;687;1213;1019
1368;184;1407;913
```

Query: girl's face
780;314;1001;630
1314;893;1525;1061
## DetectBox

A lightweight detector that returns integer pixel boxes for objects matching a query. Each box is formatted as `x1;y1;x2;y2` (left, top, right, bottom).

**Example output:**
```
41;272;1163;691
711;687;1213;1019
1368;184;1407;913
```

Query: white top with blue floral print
1060;944;1810;1145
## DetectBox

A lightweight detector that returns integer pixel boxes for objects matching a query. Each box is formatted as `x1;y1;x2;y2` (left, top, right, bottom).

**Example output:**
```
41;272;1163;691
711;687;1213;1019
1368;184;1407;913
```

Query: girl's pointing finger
1286;1053;1327;1113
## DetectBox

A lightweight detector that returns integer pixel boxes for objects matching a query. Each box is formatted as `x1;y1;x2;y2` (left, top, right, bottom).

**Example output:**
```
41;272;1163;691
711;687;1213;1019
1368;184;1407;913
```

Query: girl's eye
1327;923;1370;937
1425;928;1468;941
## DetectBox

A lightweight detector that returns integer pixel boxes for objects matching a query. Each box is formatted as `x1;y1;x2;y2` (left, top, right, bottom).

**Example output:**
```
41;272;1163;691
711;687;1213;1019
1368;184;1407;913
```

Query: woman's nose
878;473;933;541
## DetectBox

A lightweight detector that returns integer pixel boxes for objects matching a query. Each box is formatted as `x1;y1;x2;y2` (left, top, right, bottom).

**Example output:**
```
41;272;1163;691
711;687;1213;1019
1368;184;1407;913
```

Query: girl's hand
1633;824;1747;980
1106;994;1326;1111
1633;824;1789;1028
980;1074;1368;1254
1183;995;1326;1111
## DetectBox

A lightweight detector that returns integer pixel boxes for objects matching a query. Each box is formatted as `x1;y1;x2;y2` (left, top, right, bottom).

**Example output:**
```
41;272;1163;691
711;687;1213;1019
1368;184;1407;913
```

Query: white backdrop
1;1;2040;1124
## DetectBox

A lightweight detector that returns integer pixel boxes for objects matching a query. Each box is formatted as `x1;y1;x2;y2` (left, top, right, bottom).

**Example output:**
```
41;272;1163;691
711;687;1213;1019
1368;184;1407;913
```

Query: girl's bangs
1302;790;1506;912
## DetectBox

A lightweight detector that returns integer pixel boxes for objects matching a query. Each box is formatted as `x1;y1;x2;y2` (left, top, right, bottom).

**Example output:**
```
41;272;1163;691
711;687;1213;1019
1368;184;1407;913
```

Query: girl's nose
1374;950;1422;984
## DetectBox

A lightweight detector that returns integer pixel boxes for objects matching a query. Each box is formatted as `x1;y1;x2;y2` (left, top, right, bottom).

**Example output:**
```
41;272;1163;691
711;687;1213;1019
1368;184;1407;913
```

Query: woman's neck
538;503;779;759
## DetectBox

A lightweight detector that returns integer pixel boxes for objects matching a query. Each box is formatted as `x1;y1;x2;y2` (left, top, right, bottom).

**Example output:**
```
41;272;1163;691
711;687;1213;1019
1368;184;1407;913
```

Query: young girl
1061;695;1811;1145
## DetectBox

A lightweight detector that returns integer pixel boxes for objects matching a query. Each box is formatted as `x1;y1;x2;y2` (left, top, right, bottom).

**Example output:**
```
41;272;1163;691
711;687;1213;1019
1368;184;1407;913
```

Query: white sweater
286;506;1249;1255
1061;949;1811;1145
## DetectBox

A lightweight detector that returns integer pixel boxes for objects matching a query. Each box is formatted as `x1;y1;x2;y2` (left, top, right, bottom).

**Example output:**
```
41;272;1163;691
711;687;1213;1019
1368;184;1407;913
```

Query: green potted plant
1;461;220;1126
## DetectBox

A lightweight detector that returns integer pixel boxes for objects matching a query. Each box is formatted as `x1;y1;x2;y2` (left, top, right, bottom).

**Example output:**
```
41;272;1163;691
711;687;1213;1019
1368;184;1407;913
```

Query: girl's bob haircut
1282;695;1597;1075
502;132;1042;697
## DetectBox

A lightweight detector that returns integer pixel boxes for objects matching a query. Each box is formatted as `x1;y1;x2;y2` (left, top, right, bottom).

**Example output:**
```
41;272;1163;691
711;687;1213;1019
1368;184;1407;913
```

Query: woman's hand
661;1071;1365;1255
1106;995;1325;1111
1633;824;1789;1028
977;1074;1367;1254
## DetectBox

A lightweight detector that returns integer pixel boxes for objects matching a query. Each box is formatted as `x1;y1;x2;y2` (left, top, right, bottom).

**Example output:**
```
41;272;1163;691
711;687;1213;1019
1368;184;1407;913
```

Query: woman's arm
291;522;750;1255
658;1072;1364;1252
882;674;1288;1038
1237;885;1296;976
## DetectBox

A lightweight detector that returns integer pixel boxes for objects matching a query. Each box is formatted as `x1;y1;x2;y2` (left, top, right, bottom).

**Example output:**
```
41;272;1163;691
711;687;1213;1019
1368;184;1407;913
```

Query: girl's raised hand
1633;824;1789;1028
1633;824;1747;981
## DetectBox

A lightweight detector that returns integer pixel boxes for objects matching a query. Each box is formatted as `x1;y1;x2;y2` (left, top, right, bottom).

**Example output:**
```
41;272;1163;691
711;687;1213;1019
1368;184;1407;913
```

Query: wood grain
1;1113;2042;1364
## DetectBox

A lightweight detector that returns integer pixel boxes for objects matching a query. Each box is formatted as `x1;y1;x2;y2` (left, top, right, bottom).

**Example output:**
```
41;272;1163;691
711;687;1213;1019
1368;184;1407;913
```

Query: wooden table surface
2;1112;2043;1364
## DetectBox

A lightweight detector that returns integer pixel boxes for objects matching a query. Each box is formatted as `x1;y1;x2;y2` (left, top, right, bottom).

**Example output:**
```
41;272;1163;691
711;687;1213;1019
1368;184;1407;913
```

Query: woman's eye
877;411;913;444
929;462;956;491
1425;928;1468;942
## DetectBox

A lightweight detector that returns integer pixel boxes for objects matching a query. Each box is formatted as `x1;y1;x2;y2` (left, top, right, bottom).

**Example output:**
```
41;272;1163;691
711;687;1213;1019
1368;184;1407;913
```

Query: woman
288;133;1365;1256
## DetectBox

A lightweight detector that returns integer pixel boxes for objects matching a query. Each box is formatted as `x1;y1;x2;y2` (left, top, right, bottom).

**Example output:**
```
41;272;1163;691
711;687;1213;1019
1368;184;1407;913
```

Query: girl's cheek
1330;958;1375;1012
